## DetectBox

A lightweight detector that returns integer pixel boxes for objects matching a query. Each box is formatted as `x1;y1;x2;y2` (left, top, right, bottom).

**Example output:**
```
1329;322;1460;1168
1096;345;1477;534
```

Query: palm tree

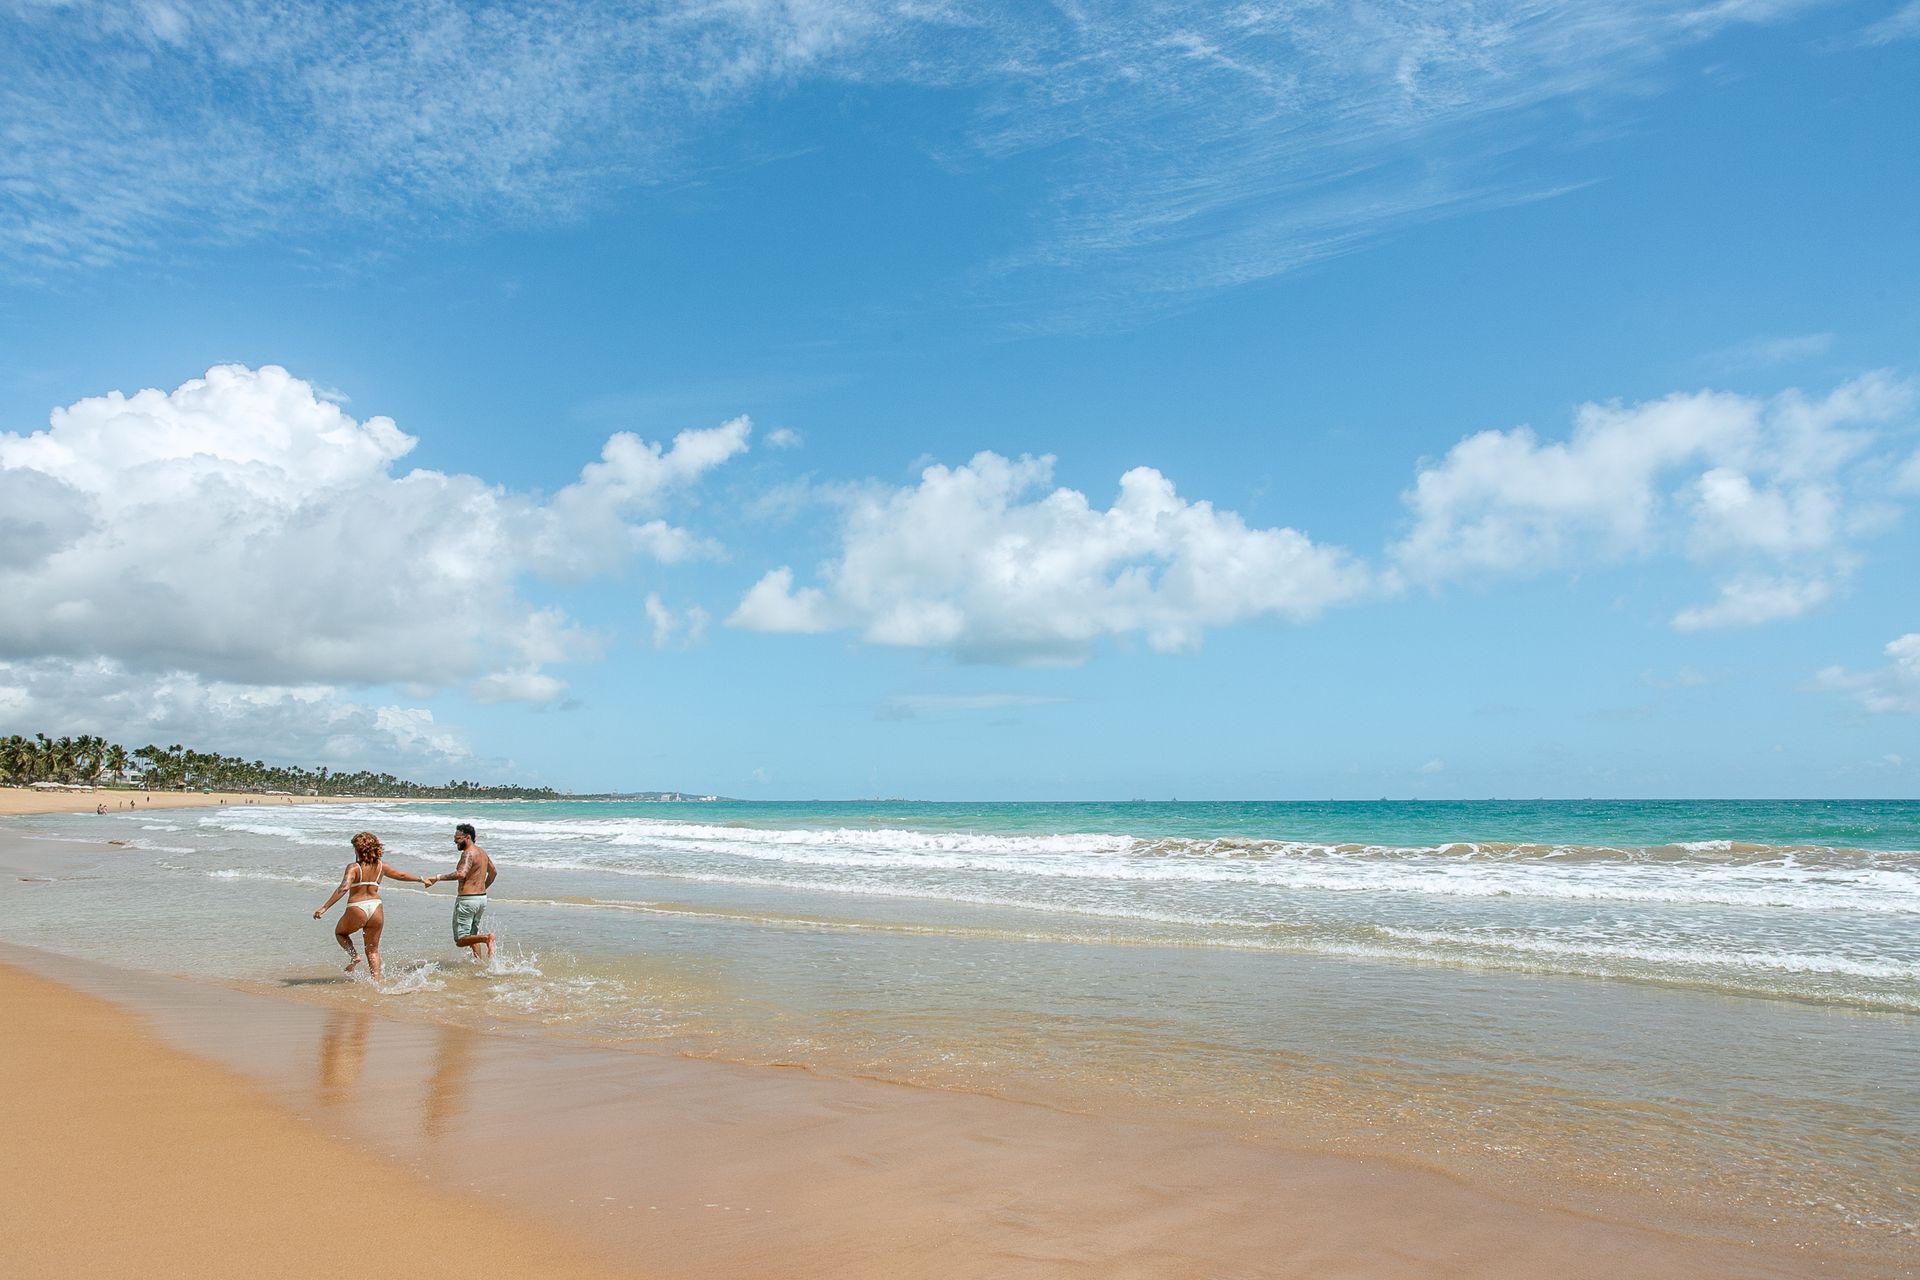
73;734;106;785
0;735;30;783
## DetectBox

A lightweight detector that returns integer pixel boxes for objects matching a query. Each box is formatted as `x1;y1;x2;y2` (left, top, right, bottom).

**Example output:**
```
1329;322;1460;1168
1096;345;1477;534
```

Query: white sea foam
484;948;543;977
1374;926;1920;981
497;836;1920;916
156;860;328;885
374;961;448;995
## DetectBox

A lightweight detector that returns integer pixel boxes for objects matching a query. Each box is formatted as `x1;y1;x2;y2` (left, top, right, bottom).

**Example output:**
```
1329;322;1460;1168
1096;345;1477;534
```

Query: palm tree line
0;732;559;799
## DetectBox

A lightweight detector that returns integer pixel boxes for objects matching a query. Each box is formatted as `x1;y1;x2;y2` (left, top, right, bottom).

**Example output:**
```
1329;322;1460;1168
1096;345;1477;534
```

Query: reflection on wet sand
422;1023;475;1139
310;1003;478;1140
315;1007;370;1104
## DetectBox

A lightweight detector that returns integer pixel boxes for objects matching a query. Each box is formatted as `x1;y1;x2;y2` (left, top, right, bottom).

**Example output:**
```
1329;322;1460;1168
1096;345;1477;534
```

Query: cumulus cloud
764;428;804;449
1390;373;1913;629
0;364;748;700
0;657;473;772
730;452;1368;665
1815;633;1920;713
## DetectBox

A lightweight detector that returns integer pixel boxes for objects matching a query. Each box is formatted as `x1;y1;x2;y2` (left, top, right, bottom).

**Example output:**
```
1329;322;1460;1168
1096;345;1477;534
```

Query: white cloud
1390;373;1913;629
730;451;1368;665
1816;633;1920;713
0;657;473;772
533;418;748;577
1417;758;1446;774
1672;575;1834;631
732;567;838;635
1;1;1850;319
643;593;710;650
0;364;747;699
765;428;804;449
467;670;570;706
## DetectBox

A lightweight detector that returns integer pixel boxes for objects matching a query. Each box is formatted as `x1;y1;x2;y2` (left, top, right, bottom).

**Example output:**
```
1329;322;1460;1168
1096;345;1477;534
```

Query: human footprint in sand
423;822;496;962
313;831;426;980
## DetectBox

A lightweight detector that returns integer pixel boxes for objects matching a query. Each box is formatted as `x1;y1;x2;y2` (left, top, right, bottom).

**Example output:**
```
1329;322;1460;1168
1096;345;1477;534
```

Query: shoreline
0;785;430;816
0;929;1863;1279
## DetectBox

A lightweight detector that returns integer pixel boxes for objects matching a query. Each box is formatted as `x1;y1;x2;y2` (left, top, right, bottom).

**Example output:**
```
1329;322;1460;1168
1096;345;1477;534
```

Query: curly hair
350;831;383;865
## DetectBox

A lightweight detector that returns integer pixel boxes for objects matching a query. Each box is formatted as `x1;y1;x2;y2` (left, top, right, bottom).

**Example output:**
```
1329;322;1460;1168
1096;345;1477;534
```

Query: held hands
313;908;324;919
423;876;436;889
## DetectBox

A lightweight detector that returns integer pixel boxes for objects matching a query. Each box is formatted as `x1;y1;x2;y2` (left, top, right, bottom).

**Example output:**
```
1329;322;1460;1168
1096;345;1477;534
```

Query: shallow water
4;798;1916;1266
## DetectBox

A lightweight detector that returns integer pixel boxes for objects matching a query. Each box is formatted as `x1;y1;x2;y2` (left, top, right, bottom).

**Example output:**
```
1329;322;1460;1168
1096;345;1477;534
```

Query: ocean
4;797;1916;1263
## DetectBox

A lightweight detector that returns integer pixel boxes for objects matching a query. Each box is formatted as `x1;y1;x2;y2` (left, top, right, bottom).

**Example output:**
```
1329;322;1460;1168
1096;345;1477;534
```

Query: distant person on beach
313;831;426;979
423;823;495;962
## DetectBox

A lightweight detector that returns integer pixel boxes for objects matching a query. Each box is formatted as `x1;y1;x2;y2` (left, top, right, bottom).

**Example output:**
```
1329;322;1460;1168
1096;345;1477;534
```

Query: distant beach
0;785;420;817
3;799;1914;1277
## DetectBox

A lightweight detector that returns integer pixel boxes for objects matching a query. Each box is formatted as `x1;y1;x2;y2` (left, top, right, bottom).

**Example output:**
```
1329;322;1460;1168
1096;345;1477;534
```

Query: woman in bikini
312;831;426;980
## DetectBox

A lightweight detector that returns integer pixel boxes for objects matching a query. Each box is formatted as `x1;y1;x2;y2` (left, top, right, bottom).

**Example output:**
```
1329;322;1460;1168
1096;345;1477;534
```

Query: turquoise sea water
4;796;1916;1262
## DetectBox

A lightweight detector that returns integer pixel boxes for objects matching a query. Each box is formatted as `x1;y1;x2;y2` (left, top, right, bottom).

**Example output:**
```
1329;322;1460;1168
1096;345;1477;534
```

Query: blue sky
1;0;1916;798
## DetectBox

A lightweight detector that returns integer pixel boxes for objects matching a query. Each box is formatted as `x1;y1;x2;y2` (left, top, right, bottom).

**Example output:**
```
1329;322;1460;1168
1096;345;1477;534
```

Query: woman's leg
333;911;361;971
362;910;384;981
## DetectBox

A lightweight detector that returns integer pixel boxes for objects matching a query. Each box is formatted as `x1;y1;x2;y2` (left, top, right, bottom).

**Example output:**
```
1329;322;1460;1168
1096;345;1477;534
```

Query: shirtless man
423;822;495;961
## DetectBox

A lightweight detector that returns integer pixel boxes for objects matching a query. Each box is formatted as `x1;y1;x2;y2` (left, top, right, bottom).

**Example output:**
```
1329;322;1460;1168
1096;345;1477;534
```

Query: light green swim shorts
453;894;488;941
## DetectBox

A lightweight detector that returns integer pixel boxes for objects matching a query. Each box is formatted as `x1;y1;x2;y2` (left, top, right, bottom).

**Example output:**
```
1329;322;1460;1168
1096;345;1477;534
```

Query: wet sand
0;958;631;1280
0;785;407;816
0;921;1848;1280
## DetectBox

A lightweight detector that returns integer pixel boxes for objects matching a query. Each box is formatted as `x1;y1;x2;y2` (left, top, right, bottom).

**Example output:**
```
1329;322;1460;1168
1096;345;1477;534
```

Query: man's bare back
449;842;495;894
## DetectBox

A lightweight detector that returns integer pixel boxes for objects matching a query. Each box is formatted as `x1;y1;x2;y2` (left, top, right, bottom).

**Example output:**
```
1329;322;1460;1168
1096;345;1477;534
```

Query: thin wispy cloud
1843;1;1920;45
0;0;920;271
1700;332;1836;372
2;0;1848;320
888;693;1068;712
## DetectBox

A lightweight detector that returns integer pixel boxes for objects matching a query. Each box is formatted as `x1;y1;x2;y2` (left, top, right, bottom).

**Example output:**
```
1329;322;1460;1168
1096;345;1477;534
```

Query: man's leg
453;898;491;961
